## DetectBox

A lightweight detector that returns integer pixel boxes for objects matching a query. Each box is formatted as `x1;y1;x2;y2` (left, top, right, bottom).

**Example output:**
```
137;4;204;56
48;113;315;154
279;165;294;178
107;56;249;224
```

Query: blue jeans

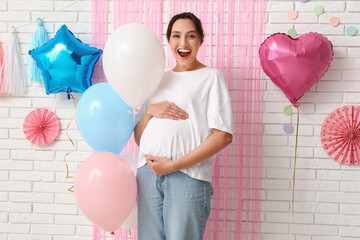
137;164;214;240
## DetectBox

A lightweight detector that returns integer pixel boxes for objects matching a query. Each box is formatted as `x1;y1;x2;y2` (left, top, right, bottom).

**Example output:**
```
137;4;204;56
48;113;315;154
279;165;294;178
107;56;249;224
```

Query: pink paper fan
321;105;360;165
23;108;60;145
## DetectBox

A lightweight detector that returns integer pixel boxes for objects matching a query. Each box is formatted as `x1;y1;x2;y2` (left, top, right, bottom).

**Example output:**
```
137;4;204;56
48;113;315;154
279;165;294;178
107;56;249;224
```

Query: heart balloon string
65;93;77;192
291;106;300;240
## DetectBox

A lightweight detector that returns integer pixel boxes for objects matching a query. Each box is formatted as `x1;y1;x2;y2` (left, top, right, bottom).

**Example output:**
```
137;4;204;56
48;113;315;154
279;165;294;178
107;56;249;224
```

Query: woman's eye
189;35;196;39
172;35;180;38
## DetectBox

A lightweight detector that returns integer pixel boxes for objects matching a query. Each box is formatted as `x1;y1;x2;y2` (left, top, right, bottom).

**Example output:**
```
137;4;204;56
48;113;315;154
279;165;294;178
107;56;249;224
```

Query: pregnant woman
134;12;234;240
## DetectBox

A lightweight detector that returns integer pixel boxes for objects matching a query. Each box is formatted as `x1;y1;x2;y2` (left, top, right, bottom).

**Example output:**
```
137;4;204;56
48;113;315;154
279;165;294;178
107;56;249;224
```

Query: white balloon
120;151;139;175
103;23;165;108
119;151;139;230
121;204;138;230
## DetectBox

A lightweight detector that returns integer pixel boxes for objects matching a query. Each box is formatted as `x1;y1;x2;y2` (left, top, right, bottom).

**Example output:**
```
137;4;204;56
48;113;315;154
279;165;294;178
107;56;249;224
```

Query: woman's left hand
145;154;177;176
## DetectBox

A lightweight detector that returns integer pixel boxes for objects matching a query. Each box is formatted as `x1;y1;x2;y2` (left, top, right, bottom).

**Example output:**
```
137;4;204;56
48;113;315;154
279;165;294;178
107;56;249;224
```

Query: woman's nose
180;36;187;47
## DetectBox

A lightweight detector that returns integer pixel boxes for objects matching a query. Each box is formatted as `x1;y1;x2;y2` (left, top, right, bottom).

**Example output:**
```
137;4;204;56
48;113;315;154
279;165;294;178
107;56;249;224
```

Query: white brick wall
0;0;94;239
0;0;359;239
263;1;360;240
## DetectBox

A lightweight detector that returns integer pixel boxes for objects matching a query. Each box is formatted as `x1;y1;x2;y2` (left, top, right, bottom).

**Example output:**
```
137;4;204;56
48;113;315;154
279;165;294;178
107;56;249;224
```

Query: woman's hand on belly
145;154;178;176
147;101;188;120
135;101;188;146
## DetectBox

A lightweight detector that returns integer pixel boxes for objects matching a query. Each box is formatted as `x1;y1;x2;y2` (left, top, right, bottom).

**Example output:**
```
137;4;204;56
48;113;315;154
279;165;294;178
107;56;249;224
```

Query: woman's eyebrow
171;30;198;34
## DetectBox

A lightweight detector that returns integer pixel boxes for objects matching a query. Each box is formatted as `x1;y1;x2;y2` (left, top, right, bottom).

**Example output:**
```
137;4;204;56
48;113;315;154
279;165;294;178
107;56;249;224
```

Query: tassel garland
27;18;48;83
3;27;28;95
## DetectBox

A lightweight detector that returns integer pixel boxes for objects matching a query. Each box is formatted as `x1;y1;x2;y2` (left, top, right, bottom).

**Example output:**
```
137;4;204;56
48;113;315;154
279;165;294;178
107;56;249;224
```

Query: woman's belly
139;117;195;160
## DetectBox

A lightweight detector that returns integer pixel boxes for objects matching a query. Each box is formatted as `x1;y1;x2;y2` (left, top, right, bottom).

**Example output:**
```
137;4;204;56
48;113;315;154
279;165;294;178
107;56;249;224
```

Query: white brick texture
262;1;360;240
0;0;359;239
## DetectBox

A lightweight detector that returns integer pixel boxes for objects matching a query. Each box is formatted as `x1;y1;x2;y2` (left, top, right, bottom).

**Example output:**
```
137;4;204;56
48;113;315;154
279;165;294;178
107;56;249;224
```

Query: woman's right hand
146;101;188;120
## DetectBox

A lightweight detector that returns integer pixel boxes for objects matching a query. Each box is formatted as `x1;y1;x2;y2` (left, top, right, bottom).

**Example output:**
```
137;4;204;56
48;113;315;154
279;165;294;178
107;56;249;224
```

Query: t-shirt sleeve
206;70;234;135
134;100;150;125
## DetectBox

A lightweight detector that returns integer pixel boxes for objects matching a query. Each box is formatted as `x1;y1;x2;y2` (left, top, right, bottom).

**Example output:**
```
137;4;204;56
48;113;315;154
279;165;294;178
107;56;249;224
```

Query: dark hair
166;12;204;43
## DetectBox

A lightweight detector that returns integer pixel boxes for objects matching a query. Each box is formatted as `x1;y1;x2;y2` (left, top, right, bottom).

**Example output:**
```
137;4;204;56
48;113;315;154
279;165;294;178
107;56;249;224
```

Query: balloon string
291;106;300;240
65;93;77;192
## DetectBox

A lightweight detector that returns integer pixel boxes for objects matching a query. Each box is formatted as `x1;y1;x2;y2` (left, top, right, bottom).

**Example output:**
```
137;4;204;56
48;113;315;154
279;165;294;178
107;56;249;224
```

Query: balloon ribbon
65;93;76;192
292;106;300;240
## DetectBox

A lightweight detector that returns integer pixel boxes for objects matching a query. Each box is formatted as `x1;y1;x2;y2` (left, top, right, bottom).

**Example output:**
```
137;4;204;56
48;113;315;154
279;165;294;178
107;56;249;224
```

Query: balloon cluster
74;23;165;233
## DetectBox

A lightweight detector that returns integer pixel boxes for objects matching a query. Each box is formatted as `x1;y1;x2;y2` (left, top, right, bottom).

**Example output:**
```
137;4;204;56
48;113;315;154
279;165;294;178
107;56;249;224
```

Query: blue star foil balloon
29;24;102;96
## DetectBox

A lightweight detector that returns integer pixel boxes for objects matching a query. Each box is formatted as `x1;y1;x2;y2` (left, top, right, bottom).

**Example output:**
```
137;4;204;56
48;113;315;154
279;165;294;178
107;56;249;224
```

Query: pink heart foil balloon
259;32;333;106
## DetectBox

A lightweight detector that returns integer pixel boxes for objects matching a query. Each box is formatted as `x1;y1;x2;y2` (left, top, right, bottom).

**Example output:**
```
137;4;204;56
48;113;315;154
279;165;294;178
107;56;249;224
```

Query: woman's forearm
173;130;233;171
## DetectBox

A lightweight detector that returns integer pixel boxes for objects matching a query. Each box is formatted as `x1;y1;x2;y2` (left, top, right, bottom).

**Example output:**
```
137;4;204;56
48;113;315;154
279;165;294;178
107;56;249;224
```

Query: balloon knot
66;88;72;100
110;231;115;235
292;102;300;108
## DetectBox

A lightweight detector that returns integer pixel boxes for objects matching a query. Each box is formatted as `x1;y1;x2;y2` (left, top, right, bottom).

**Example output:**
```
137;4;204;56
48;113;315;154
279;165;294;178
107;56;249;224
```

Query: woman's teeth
178;49;191;53
178;49;191;57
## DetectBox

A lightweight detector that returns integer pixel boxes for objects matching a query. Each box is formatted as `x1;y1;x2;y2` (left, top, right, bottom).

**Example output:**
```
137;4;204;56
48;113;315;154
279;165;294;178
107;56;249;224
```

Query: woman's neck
173;60;207;72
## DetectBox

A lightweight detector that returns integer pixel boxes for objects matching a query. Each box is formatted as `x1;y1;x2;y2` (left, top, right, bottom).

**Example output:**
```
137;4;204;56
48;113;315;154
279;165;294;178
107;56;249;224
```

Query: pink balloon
259;32;333;106
75;152;137;232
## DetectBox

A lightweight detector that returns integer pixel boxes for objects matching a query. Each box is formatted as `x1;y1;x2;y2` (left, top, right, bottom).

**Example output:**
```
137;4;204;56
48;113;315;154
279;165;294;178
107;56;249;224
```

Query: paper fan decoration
321;105;360;165
23;108;60;145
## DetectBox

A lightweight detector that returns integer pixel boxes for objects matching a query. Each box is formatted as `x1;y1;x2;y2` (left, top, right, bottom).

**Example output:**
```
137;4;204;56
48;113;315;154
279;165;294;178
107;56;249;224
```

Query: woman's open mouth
178;49;191;59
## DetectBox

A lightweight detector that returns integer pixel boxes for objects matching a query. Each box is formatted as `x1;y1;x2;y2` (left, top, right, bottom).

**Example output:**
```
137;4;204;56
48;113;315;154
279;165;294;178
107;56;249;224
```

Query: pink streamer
0;43;4;94
91;0;108;84
254;0;265;236
91;1;265;239
92;224;99;240
236;1;246;238
246;0;255;238
92;0;162;238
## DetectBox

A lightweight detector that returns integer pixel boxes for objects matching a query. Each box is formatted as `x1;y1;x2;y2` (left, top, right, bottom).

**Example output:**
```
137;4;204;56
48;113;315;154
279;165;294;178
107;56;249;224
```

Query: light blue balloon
76;83;134;154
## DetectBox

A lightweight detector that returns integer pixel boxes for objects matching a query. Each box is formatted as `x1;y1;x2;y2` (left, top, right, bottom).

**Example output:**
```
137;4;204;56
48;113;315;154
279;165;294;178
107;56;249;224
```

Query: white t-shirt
136;67;234;182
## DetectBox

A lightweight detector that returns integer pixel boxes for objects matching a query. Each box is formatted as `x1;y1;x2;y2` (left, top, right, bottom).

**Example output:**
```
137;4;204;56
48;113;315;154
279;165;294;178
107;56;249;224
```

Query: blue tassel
27;18;48;83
